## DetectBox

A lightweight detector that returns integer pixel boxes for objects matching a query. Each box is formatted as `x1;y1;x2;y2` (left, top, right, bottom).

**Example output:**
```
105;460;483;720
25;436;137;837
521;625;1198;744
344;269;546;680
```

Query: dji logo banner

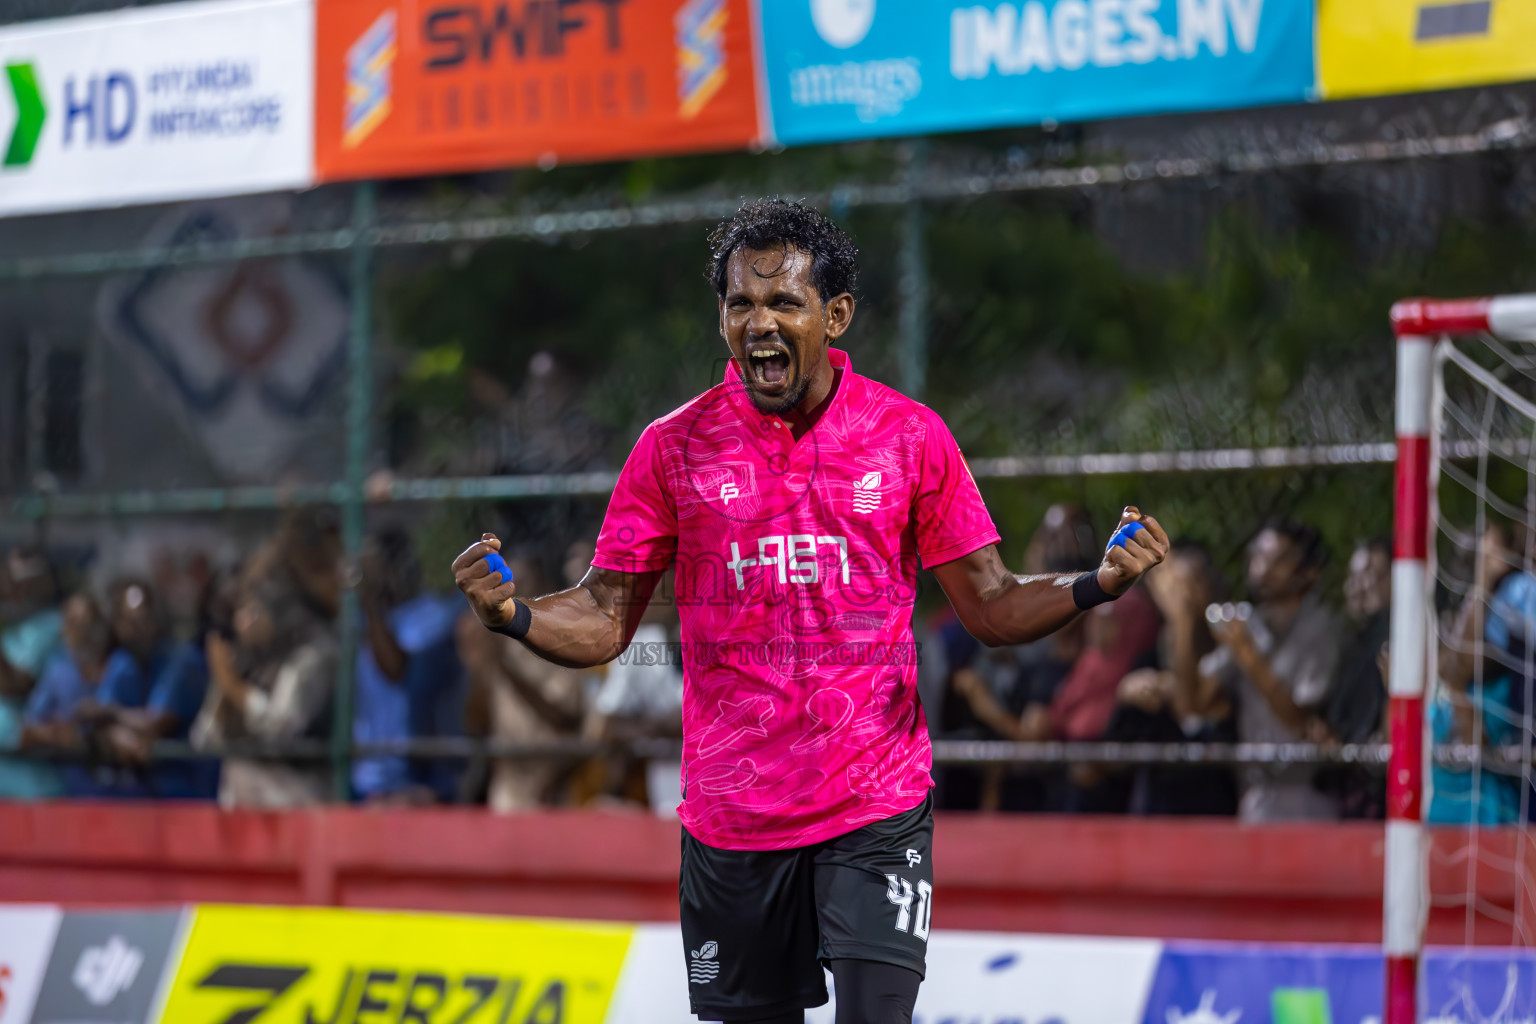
72;937;142;1006
30;911;182;1024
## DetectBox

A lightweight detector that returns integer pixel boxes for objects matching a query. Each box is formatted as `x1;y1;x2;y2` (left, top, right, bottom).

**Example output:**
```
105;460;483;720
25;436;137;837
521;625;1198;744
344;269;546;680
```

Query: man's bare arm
452;533;663;669
931;508;1169;647
951;668;1034;740
1215;619;1311;732
1166;609;1225;720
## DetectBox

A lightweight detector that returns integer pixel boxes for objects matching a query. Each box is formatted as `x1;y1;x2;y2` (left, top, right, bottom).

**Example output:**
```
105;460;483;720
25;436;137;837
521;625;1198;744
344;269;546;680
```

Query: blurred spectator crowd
2;501;1531;823
924;505;1397;822
0;512;684;814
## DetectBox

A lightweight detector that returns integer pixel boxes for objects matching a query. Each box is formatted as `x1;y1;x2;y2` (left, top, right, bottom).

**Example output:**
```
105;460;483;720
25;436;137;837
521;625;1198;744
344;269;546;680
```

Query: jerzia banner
312;0;766;182
159;906;634;1024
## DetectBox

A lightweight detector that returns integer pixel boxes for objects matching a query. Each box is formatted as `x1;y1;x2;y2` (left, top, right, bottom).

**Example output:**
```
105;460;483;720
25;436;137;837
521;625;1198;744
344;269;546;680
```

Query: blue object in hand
1106;521;1146;552
483;550;513;584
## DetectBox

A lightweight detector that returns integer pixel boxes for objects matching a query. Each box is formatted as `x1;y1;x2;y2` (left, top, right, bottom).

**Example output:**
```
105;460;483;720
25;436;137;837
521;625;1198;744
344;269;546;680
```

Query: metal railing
11;737;1535;769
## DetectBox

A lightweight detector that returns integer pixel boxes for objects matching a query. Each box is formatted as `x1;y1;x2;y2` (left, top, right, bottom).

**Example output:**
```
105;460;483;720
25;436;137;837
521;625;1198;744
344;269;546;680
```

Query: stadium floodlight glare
1388;293;1536;1024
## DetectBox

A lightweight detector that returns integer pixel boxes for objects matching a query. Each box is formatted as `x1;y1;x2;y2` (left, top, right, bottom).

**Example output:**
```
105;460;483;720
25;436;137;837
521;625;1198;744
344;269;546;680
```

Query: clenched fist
452;533;518;629
1097;506;1169;596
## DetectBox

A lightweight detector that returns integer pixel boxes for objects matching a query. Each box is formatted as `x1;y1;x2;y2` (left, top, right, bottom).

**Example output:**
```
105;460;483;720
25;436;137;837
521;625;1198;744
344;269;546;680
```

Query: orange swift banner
315;0;763;181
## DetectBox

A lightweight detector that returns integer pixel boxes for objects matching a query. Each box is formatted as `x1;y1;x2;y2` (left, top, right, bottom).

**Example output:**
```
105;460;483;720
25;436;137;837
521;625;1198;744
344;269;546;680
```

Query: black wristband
491;599;532;641
1071;570;1117;610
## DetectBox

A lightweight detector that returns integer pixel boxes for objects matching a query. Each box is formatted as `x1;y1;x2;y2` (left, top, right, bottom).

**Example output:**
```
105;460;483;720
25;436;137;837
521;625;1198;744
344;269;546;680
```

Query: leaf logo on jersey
688;942;720;985
852;471;881;514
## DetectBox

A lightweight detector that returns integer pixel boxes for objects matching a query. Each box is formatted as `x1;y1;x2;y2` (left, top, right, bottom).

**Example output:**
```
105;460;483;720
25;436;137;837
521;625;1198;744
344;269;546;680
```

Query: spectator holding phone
194;568;336;808
1179;520;1342;822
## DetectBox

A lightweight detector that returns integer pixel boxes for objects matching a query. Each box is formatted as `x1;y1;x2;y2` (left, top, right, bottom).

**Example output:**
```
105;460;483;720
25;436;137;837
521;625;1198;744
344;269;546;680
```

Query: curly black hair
706;197;859;302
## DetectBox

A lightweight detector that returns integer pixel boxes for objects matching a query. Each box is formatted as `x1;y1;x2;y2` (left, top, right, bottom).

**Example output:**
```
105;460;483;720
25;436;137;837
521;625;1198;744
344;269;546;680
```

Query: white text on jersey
727;535;850;589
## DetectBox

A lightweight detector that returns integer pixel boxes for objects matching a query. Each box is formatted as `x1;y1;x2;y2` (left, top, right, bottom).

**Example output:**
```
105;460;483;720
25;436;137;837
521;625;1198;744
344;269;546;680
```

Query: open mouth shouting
744;341;795;395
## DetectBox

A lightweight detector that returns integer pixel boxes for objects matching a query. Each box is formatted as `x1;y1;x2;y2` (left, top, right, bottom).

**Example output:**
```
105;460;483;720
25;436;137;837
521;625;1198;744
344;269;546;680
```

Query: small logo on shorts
719;482;740;505
852;471;881;514
906;849;922;867
689;941;720;985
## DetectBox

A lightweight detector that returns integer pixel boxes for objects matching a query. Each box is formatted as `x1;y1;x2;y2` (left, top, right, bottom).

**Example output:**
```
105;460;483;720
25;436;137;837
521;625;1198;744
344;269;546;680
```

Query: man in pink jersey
453;199;1168;1024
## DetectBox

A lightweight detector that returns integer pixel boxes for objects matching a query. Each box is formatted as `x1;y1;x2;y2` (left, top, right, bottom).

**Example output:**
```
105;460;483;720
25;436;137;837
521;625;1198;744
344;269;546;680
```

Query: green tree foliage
383;151;1536;598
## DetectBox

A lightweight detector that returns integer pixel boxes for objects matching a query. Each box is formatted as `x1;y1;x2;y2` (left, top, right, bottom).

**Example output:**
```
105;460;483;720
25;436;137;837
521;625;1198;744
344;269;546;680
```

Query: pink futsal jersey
591;349;1000;850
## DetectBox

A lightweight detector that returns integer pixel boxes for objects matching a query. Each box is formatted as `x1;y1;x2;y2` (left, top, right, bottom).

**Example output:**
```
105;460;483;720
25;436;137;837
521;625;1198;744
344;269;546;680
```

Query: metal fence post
333;180;376;801
898;140;929;401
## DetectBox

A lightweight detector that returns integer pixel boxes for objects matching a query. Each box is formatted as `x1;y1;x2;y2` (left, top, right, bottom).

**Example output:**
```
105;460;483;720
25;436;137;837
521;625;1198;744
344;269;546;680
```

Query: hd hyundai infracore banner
758;0;1316;146
0;0;314;217
313;0;765;182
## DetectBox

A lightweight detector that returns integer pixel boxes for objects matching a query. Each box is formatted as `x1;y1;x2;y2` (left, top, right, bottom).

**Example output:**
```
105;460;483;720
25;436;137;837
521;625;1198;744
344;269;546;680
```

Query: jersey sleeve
913;411;1000;569
592;422;678;573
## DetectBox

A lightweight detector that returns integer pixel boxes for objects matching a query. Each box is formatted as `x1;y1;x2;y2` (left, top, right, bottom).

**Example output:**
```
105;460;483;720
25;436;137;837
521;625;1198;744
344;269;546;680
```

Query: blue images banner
1141;944;1536;1024
760;0;1316;146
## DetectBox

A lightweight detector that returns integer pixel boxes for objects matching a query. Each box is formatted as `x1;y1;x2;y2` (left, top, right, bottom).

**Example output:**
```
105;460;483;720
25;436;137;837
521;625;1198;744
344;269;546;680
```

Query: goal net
1392;295;1536;1024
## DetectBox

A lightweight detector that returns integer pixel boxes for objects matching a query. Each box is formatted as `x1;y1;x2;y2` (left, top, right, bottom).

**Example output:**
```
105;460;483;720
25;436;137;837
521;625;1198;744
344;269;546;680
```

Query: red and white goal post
1388;294;1536;1024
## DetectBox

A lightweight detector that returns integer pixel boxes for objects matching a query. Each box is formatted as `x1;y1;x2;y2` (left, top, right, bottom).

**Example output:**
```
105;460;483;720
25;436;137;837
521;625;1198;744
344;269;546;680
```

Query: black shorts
679;794;934;1020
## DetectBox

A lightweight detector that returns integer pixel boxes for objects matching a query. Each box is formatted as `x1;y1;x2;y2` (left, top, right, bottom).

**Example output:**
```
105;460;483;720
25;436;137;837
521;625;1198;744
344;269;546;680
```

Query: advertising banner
313;0;764;182
17;901;1536;1024
1143;943;1536;1024
159;905;635;1024
600;925;1164;1024
758;0;1315;146
601;928;1536;1024
0;0;314;217
1425;948;1536;1024
1317;0;1536;100
603;925;692;1024
820;931;1165;1024
29;911;185;1024
0;907;62;1024
1142;942;1383;1024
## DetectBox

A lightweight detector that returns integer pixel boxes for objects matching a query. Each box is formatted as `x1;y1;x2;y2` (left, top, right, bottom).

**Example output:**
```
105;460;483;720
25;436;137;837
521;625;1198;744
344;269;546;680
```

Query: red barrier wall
0;803;1523;944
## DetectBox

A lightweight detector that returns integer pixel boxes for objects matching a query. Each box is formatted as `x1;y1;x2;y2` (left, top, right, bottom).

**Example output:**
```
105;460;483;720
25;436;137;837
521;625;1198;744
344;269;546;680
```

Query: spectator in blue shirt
1431;520;1531;824
98;579;217;799
0;546;64;699
100;581;171;706
0;546;66;799
21;592;131;796
353;527;462;803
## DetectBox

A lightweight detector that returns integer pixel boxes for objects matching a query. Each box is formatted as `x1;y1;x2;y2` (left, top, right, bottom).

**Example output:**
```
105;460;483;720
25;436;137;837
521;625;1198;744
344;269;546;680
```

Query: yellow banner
1319;0;1536;99
160;906;635;1024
